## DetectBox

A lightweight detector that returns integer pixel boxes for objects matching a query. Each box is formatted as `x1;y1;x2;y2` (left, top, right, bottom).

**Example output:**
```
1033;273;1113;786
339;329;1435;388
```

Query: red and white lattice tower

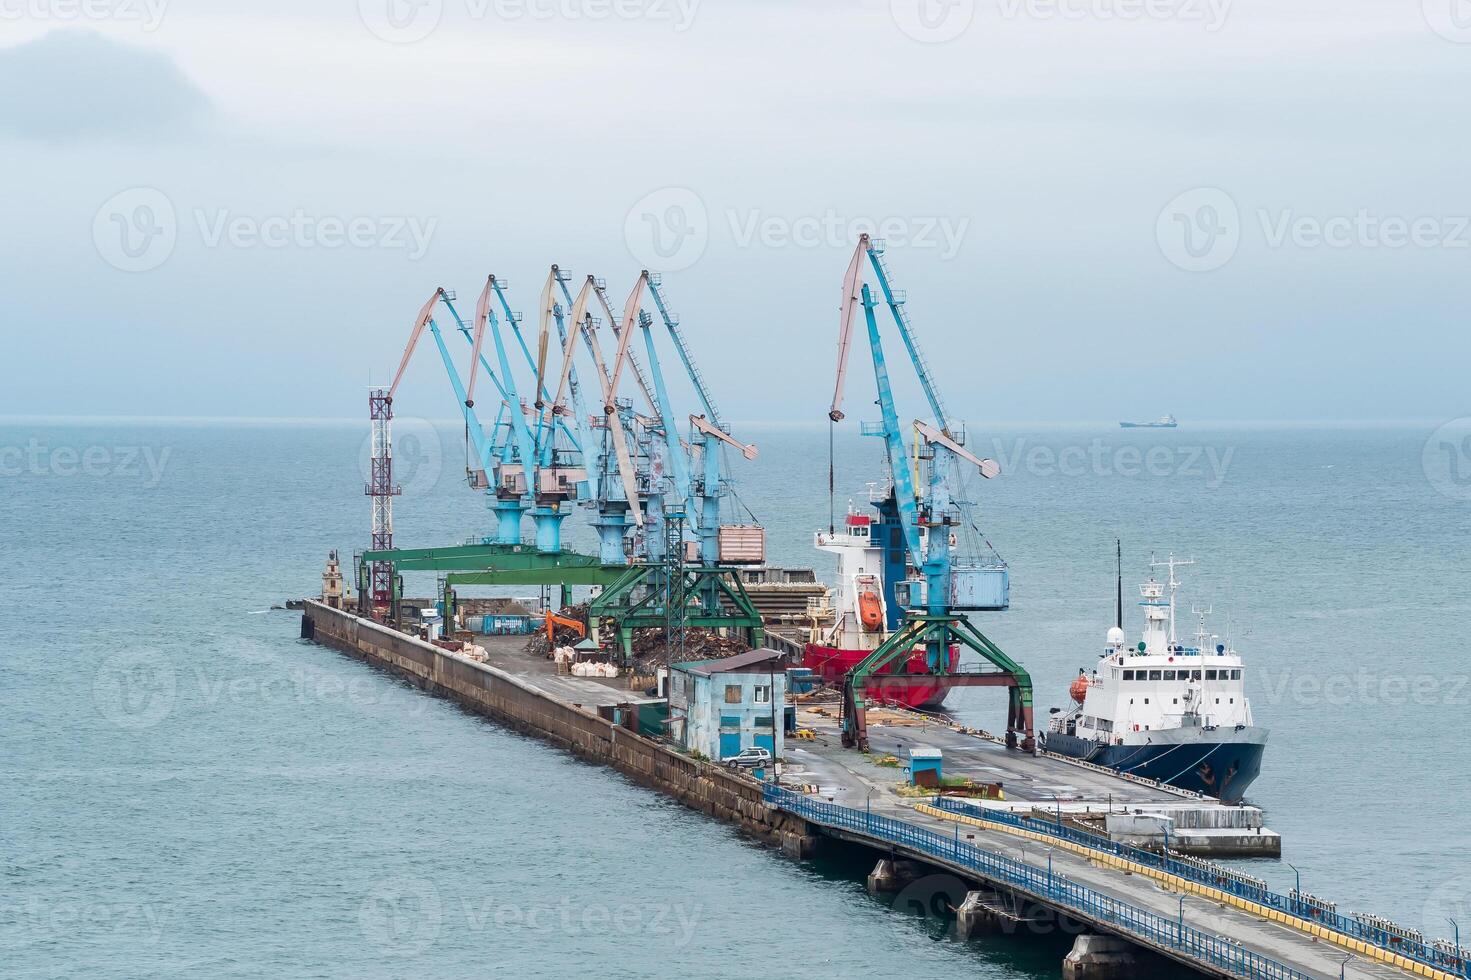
366;388;401;608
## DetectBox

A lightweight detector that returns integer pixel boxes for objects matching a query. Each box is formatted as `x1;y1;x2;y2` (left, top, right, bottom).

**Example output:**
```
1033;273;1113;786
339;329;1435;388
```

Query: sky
2;0;1470;426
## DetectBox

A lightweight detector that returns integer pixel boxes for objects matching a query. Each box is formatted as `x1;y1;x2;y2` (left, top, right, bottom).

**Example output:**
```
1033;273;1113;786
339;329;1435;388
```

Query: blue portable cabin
667;649;788;762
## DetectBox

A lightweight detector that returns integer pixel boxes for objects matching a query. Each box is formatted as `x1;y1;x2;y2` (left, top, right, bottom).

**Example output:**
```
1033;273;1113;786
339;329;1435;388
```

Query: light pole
1287;862;1302;913
1338;952;1352;980
1449;917;1460;951
1178;895;1186;942
1045;846;1056;896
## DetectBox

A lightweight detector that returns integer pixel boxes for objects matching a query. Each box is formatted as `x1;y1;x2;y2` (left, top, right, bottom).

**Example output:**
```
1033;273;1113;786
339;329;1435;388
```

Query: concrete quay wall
299;601;816;853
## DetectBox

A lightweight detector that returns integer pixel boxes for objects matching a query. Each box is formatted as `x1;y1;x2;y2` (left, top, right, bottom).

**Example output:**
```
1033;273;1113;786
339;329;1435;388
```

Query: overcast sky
3;0;1469;425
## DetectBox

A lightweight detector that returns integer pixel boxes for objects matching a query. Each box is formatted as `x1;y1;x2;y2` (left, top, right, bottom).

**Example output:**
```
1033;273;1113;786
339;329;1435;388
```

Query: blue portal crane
827;235;1035;753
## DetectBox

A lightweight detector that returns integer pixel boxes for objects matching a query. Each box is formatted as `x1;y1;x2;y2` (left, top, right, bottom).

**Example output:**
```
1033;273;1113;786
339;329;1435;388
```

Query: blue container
949;566;1010;611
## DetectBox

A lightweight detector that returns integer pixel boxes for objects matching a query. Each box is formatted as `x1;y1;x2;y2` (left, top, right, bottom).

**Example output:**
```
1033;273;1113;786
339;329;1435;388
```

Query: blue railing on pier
924;796;1471;979
763;785;1312;980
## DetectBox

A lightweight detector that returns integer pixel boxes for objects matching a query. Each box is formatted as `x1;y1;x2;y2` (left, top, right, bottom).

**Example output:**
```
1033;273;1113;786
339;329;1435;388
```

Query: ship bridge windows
1163;669;1177;681
1123;669;1135;680
1148;670;1162;681
1206;669;1218;680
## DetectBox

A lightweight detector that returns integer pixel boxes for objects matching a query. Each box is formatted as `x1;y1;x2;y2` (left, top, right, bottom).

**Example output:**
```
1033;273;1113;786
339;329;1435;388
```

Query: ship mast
1150;553;1194;646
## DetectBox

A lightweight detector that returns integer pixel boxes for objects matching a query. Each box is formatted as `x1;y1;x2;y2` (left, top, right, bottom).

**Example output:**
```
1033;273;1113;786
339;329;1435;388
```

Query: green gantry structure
355;541;763;664
840;612;1035;753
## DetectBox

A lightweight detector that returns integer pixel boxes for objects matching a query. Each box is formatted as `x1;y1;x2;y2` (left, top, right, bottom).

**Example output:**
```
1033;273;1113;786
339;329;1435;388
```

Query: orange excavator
544;611;587;646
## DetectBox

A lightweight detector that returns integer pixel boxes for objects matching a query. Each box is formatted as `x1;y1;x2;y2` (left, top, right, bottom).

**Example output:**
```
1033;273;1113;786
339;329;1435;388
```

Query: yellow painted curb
915;804;1456;980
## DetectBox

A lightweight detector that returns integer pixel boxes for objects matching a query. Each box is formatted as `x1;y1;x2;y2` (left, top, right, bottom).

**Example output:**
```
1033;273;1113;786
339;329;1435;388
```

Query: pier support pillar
780;831;820;860
1061;934;1138;980
866;858;920;896
955;890;1003;940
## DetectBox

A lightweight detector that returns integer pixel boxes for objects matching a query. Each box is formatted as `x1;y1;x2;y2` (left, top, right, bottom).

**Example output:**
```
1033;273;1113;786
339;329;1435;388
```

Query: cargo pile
525;604;590;657
629;627;749;672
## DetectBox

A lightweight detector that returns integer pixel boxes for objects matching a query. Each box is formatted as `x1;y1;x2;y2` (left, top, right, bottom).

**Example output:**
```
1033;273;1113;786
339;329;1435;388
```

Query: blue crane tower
827;235;1035;753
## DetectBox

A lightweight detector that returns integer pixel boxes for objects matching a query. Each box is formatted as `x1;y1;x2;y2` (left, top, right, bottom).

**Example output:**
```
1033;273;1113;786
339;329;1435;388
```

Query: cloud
0;29;209;142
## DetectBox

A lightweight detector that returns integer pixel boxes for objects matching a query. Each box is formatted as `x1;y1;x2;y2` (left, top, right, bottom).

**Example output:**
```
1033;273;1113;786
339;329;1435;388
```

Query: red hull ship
801;642;959;710
803;508;956;711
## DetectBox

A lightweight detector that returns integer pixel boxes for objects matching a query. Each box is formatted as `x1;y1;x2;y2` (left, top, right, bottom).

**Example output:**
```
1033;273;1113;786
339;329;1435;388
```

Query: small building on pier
668;649;787;762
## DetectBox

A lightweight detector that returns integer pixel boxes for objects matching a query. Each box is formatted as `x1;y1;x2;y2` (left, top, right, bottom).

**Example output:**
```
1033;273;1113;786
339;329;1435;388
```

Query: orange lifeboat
1069;670;1090;704
857;586;883;632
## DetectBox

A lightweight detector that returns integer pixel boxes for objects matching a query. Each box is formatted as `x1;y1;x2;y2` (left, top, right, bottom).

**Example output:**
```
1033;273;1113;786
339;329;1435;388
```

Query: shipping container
717;524;766;564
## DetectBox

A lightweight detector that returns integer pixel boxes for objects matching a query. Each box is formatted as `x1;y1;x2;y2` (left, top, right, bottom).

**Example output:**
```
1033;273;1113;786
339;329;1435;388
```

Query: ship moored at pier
1043;554;1267;802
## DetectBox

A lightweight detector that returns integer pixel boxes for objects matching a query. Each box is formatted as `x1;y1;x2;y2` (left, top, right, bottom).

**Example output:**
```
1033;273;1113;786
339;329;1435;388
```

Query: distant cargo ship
1120;415;1178;428
1042;553;1267;802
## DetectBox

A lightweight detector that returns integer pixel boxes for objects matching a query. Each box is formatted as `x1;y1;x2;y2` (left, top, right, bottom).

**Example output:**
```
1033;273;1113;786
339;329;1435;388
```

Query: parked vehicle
728;747;772;767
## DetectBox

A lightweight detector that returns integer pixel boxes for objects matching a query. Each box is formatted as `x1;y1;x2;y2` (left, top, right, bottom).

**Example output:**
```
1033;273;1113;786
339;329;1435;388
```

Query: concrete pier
865;858;921;895
1061;934;1138;980
300;602;1443;980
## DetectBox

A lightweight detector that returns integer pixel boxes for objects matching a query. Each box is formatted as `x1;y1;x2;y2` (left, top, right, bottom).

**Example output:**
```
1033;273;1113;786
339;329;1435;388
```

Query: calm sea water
4;419;1468;977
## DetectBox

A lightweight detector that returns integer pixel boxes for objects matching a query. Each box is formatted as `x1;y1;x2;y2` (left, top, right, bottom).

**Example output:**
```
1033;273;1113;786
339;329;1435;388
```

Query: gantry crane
829;235;1035;753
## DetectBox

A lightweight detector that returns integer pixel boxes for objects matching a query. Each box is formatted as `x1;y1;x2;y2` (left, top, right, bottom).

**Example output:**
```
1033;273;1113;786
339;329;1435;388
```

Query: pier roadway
467;638;1429;978
800;797;1415;980
779;719;1426;980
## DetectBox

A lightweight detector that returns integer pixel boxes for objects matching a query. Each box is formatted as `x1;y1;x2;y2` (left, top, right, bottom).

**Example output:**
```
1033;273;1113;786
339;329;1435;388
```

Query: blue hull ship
1042;553;1267;803
1043;727;1267;802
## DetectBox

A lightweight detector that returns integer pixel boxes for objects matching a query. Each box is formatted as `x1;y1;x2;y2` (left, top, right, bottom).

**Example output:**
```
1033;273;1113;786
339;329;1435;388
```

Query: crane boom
579;314;644;528
689;414;758;461
606;272;649;412
593;279;657;413
387;288;447;399
828;239;867;421
914;420;1000;478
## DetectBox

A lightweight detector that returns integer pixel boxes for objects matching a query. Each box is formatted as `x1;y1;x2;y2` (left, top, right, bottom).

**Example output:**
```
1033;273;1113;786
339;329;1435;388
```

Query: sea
4;418;1469;978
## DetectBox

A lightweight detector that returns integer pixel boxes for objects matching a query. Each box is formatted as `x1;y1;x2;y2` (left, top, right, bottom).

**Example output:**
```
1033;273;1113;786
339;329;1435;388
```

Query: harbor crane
829;235;1035;753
